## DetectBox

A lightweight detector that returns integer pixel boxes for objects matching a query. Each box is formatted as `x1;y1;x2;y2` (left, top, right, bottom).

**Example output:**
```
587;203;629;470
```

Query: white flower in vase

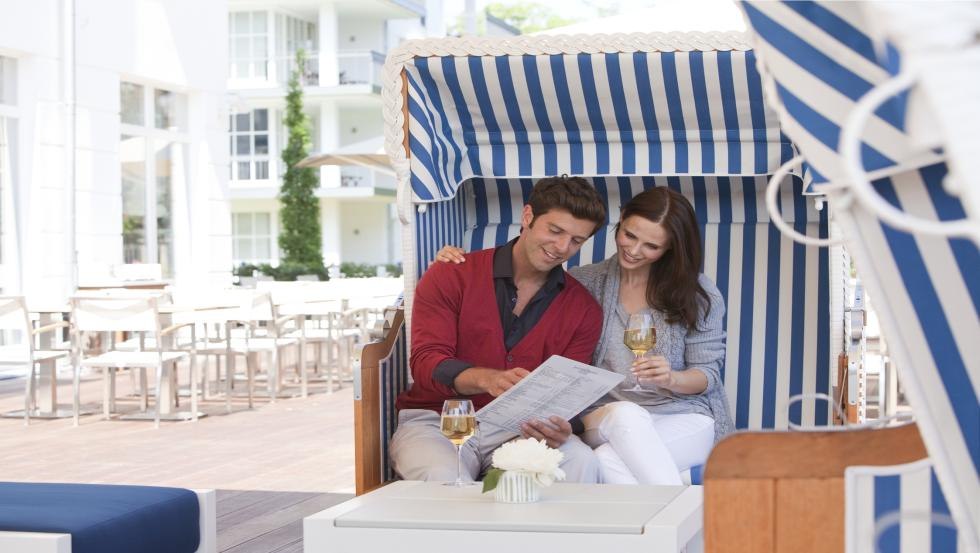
483;438;566;493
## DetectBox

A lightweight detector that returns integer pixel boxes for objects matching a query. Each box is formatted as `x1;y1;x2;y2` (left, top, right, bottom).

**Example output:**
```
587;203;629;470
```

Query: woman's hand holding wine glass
621;313;656;392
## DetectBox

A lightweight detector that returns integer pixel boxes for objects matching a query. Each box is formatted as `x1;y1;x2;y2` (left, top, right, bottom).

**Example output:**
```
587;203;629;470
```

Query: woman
435;187;734;485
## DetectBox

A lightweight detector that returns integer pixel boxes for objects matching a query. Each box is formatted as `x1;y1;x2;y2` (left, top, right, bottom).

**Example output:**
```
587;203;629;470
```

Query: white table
304;481;703;553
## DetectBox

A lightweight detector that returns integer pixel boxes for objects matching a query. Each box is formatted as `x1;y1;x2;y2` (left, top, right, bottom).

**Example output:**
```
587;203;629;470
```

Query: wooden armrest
353;308;405;496
704;424;927;553
274;314;300;328
32;321;70;335
160;322;196;336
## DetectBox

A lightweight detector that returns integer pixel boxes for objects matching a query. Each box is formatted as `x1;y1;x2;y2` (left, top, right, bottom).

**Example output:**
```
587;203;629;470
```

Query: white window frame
229;11;272;82
0;55;19;293
229;107;273;183
119;80;189;278
231;211;276;265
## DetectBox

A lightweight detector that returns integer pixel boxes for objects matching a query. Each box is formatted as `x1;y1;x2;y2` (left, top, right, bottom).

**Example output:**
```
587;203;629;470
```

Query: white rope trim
383;31;753;209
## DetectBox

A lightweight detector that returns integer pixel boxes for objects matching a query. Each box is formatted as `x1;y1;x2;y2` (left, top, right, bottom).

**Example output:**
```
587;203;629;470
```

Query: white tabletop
334;481;684;535
306;481;704;553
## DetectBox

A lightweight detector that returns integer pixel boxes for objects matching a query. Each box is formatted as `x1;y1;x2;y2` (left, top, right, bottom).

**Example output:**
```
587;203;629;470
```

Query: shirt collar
493;237;566;290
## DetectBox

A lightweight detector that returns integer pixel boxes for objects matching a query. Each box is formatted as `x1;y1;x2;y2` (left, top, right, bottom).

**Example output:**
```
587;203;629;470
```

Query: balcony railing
275;54;320;87
231;51;385;89
338;51;385;88
339;166;374;188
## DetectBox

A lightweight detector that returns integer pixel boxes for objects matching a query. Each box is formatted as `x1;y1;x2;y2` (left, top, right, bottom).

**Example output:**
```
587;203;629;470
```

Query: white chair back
242;291;275;322
71;296;161;333
0;296;30;333
0;296;32;362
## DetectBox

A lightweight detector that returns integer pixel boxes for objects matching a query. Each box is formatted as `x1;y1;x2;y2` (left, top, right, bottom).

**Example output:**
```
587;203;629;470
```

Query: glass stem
455;444;462;486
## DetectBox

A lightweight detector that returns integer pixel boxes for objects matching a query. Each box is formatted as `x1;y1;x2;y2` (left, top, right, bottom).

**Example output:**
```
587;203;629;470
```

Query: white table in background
304;481;704;553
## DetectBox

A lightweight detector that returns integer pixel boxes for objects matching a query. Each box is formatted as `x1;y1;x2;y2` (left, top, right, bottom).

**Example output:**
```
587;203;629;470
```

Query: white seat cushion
0;347;69;364
80;350;187;368
286;328;334;341
194;337;297;353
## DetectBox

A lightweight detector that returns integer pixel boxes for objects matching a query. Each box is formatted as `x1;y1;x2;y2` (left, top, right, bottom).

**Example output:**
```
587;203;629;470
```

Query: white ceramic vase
493;470;540;503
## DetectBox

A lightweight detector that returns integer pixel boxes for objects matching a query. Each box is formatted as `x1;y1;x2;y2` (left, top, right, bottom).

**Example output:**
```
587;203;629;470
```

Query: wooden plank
776;478;844;553
0;371;356;494
353;309;403;495
704;423;927;479
217;490;350;552
705;479;774;553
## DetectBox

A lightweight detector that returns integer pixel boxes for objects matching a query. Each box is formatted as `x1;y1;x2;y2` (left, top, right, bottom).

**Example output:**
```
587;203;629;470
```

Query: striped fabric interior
414;175;833;430
840;162;980;537
378;321;409;483
846;459;962;553
740;2;978;545
404;49;799;202
739;1;942;187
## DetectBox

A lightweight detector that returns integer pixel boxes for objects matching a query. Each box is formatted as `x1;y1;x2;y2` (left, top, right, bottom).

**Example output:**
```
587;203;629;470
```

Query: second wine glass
440;398;477;487
622;312;656;392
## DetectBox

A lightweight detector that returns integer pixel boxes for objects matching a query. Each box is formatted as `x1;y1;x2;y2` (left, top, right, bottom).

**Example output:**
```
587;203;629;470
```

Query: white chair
70;295;198;428
0;296;70;425
190;291;299;408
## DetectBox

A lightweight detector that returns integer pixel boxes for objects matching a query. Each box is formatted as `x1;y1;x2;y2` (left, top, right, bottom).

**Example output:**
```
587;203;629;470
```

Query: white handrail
874;510;958;553
840;69;980;244
766;156;843;247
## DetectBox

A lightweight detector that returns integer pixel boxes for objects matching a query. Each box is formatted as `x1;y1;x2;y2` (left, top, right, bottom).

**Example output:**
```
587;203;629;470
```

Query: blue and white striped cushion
378;321;408;484
836;162;980;540
413;175;832;431
846;459;962;553
405;49;799;202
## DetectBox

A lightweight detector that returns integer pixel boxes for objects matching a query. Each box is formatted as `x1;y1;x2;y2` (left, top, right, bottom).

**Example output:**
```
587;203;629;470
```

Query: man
391;176;607;483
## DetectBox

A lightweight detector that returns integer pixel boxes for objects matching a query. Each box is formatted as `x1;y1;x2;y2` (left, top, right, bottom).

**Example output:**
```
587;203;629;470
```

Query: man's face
517;205;595;273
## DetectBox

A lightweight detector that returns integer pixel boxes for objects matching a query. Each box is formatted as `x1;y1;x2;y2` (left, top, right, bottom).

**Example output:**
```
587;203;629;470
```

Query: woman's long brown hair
618;187;710;329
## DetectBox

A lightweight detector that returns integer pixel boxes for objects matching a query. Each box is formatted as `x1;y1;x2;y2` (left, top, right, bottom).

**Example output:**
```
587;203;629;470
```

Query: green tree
278;49;323;268
483;2;578;34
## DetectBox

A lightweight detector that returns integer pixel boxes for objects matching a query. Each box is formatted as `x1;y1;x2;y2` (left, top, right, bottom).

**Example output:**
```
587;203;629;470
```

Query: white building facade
227;0;442;270
0;0;231;300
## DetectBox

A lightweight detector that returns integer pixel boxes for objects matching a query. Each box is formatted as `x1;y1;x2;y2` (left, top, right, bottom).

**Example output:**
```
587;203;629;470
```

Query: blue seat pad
0;482;200;553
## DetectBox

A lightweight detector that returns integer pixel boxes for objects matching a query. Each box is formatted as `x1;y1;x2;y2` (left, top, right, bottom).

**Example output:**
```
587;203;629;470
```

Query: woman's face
615;215;670;270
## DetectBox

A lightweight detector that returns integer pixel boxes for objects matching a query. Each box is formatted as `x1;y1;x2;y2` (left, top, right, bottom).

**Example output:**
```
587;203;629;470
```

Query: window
0;56;16;278
119;81;187;278
120;82;143;125
229;108;270;181
232;212;274;264
229;11;269;80
274;13;318;84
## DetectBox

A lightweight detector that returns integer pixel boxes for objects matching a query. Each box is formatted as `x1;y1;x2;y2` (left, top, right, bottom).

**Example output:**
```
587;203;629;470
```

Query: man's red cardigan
396;247;603;413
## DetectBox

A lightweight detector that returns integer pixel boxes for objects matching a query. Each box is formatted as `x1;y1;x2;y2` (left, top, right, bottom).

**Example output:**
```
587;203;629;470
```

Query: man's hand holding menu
475;355;625;436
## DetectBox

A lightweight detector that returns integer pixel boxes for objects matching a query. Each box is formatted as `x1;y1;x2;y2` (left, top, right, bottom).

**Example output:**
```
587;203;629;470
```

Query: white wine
441;415;476;446
624;327;656;357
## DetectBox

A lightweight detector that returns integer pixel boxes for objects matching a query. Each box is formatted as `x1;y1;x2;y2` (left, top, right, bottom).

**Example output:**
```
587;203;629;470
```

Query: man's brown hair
527;176;606;236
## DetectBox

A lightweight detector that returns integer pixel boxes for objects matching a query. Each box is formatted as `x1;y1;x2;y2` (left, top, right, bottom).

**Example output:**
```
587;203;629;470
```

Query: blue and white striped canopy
402;40;799;202
739;1;943;188
739;2;979;548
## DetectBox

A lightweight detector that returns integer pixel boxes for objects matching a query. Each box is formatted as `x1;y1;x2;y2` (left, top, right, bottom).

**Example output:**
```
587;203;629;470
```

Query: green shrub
273;261;327;281
385;263;403;277
233;262;259;277
339;262;375;278
234;261;327;282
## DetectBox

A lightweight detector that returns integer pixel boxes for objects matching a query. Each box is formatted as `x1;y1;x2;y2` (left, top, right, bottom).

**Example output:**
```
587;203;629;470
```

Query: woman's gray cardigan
569;256;735;443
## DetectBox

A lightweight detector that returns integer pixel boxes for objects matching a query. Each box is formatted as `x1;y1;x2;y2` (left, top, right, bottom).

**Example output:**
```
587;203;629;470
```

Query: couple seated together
391;176;734;485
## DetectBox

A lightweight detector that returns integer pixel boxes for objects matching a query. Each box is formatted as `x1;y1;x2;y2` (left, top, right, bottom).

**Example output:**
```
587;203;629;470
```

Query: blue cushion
690;464;704;486
0;482;200;553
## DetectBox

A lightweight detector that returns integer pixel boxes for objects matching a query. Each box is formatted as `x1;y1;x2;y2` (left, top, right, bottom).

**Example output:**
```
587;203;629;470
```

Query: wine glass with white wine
440;399;477;487
622;312;656;392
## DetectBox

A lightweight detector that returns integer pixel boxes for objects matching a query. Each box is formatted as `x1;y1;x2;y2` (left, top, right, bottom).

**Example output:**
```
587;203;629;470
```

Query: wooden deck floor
0;369;357;552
